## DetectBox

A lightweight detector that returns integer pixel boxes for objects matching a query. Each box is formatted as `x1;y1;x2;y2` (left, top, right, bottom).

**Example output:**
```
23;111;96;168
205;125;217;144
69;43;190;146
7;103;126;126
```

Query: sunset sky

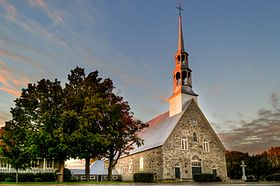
0;0;279;154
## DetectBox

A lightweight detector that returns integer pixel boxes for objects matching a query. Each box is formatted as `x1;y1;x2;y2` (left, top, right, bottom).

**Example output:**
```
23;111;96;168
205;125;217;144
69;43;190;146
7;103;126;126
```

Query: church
115;6;227;181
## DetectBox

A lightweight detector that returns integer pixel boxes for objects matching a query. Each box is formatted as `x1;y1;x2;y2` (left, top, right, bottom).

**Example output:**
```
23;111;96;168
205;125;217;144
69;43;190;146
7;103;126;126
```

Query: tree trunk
108;156;114;181
57;159;65;182
85;156;90;181
16;170;18;184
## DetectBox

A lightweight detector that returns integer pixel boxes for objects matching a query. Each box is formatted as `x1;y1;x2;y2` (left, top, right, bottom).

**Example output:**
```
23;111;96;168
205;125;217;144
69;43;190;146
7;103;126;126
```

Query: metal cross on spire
176;0;184;17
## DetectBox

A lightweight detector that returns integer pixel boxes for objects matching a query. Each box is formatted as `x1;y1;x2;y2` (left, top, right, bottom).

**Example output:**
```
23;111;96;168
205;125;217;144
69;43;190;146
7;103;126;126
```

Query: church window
128;159;132;173
181;137;188;150
191;118;197;126
203;140;210;153
176;72;181;85
139;157;144;171
193;133;197;143
182;71;187;85
119;163;123;174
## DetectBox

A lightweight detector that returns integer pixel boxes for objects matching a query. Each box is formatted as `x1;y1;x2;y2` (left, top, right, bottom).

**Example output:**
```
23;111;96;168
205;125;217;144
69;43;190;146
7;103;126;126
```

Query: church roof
129;99;192;155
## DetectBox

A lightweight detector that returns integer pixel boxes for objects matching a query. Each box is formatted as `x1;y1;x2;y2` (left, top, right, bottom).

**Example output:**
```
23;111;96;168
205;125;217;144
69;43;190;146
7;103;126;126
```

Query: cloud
0;61;29;97
219;89;280;154
28;0;64;25
0;0;17;21
0;87;20;96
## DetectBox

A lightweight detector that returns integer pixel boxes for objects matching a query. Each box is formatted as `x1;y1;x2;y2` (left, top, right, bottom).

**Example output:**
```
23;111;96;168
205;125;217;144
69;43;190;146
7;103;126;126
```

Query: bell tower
169;3;198;117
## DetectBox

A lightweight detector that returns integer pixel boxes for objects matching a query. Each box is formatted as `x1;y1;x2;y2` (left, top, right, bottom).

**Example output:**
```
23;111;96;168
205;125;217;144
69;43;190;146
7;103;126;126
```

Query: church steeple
177;6;184;53
169;2;198;117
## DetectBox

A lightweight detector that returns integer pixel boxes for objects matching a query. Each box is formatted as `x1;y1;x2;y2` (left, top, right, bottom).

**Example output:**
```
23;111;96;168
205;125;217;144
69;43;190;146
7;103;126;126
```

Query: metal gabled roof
129;99;193;155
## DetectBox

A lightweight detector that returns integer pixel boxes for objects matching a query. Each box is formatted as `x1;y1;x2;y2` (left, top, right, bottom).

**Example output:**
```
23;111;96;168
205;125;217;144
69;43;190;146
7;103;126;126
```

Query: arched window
193;133;197;143
119;163;123;174
203;140;210;153
182;71;187;85
128;159;132;173
181;137;188;150
139;157;144;171
176;72;181;85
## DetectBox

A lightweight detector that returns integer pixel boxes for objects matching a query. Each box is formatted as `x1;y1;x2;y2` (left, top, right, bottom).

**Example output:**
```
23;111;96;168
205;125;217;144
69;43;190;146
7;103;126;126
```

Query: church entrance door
175;167;180;179
192;161;202;177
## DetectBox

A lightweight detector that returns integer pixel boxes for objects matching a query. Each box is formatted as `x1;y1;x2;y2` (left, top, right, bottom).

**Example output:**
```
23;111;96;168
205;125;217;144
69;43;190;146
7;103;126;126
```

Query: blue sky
0;0;279;153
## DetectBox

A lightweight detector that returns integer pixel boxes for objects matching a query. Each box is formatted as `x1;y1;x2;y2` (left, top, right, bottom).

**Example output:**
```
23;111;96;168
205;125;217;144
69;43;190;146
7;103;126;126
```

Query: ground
0;183;279;186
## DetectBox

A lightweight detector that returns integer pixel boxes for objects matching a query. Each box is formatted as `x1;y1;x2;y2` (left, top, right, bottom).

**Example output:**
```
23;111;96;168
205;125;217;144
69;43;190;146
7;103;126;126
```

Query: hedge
193;174;221;182
0;173;57;182
133;173;154;182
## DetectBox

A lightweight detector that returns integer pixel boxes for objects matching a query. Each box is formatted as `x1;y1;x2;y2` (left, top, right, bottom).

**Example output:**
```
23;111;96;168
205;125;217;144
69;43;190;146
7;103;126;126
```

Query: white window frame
119;163;123;174
81;176;86;180
46;159;54;169
128;159;132;173
90;176;95;179
0;159;8;168
139;157;144;171
203;140;210;153
181;137;188;150
31;159;40;169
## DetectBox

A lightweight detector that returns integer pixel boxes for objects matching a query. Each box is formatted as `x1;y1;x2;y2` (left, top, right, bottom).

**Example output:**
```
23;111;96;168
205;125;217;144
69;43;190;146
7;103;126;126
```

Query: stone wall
162;101;227;180
115;147;163;181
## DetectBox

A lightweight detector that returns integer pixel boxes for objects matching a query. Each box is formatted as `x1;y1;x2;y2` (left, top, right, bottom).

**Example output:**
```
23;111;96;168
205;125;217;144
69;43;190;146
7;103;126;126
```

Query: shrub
63;168;72;182
34;177;42;182
193;174;221;182
0;173;56;182
133;173;154;182
265;174;273;181
245;175;257;182
273;173;280;181
4;177;15;182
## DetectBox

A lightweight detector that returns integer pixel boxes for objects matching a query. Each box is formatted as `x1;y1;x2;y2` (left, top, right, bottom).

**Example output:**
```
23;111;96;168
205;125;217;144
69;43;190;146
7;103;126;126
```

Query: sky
0;0;279;154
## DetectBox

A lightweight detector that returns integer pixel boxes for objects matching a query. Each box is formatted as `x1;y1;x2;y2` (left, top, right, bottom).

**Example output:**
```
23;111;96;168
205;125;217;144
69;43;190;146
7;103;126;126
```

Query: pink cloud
0;87;20;97
0;0;17;21
0;62;29;97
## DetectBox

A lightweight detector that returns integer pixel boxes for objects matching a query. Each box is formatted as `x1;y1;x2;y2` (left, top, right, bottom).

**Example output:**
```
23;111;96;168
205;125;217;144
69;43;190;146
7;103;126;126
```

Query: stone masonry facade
115;101;227;181
162;101;227;180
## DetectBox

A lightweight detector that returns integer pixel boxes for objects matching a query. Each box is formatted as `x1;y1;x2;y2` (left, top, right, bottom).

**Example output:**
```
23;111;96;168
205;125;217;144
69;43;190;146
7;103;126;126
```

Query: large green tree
1;79;70;182
63;67;113;181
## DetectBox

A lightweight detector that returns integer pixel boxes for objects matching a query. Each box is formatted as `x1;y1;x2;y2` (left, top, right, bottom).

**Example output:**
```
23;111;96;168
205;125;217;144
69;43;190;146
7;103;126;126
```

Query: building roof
70;160;119;175
129;99;192;155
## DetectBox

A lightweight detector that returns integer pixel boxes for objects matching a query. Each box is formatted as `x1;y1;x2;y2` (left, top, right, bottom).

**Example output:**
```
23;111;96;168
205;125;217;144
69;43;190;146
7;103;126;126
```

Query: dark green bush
273;173;280;181
245;175;257;182
63;168;72;182
133;173;154;182
4;177;15;182
265;174;273;181
193;174;221;182
34;177;42;182
0;173;56;182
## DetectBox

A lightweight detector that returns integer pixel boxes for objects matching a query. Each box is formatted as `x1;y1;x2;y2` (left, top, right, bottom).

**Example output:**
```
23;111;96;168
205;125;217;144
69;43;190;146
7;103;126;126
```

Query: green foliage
0;66;147;182
273;173;280;181
193;174;220;182
133;173;154;182
4;177;15;182
63;168;72;182
0;173;57;182
226;147;280;180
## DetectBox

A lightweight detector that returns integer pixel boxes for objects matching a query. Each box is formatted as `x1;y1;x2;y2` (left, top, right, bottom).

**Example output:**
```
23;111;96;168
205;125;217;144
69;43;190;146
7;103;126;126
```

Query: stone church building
115;7;227;181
